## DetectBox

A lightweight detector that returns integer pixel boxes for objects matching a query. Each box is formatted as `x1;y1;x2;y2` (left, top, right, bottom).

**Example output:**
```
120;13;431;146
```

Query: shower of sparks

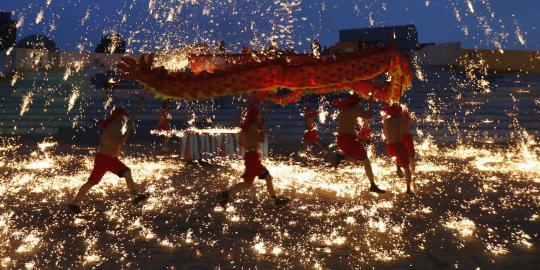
466;0;475;14
0;135;538;268
515;25;526;46
35;9;44;24
19;92;34;117
67;86;80;112
0;0;538;269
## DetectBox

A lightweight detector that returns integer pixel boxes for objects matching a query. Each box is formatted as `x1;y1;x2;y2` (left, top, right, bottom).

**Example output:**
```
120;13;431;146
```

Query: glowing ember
445;217;476;237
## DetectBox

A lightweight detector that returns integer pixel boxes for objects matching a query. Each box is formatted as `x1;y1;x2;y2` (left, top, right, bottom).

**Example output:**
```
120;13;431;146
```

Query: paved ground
0;138;539;269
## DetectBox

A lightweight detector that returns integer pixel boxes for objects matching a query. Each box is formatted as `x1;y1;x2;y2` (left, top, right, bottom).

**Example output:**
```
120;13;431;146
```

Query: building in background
0;22;538;144
338;24;419;52
14;34;60;70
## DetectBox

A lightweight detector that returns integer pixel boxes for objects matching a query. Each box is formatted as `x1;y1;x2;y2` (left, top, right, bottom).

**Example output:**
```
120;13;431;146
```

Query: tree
95;33;126;54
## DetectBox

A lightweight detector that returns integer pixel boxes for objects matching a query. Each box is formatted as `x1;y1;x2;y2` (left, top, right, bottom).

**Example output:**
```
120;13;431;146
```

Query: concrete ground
0;138;539;269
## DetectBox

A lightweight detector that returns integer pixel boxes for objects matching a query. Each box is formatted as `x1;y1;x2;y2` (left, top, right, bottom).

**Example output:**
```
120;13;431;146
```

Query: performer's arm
120;120;134;141
239;131;246;148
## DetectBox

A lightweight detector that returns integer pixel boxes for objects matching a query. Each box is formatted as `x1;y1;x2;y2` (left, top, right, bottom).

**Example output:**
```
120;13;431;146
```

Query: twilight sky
1;0;538;52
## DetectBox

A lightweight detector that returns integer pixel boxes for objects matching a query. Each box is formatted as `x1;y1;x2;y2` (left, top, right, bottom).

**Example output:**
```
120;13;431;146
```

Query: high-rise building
0;11;17;51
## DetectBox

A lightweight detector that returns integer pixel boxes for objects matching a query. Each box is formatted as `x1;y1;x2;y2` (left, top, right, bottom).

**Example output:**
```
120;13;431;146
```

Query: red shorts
401;133;415;157
385;143;410;167
157;124;170;131
241;151;269;184
356;126;372;142
303;129;319;143
88;153;129;184
337;134;367;160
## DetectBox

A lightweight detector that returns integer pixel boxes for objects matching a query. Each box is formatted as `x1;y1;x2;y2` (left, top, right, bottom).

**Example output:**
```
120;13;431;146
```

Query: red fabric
332;95;361;109
303;129;319;143
304;107;318;118
383;104;401;118
98;108;128;129
88;153;129;184
356;126;372;142
119;47;413;105
241;150;268;184
385;143;410;167
337;134;367;160
241;107;260;131
401;133;415;157
157;123;170;131
157;111;170;131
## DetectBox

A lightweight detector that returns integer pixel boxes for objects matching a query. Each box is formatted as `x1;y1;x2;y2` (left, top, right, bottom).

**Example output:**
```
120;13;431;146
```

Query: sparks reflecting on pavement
0;134;538;269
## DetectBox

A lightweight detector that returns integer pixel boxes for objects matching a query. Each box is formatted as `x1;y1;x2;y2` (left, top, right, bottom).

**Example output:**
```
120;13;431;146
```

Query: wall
14;48;60;71
415;42;461;66
461;49;540;74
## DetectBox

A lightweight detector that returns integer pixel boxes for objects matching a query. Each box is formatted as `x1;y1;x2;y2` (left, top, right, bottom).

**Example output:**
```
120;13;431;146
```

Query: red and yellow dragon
118;45;413;105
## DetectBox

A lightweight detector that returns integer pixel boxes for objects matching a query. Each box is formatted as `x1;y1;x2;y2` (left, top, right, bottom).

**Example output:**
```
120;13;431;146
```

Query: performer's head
111;107;129;122
383;104;401;118
99;107;128;129
241;106;260;131
304;107;318;126
333;94;362;110
247;106;259;119
345;95;361;107
162;100;170;111
304;107;318;118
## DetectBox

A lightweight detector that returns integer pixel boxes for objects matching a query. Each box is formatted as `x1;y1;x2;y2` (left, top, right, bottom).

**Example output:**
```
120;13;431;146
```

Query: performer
157;100;172;150
68;108;149;213
303;107;326;153
401;107;416;173
219;107;290;207
383;104;415;194
334;95;385;193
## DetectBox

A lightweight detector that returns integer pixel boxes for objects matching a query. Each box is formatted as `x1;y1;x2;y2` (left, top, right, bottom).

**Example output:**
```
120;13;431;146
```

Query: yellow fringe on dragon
118;45;413;105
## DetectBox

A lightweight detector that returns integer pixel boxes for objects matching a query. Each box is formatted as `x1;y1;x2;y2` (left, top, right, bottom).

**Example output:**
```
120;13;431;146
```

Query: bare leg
362;158;375;185
409;156;416;174
396;164;403;177
228;181;253;196
71;182;96;205
404;166;412;193
219;181;252;208
263;175;276;198
122;170;139;195
263;175;289;205
362;158;385;193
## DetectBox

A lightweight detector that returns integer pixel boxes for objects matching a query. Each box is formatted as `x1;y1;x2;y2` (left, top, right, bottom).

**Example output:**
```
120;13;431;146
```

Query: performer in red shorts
68;107;149;213
383;104;415;194
302;107;326;152
219;106;289;208
401;108;416;173
334;94;385;193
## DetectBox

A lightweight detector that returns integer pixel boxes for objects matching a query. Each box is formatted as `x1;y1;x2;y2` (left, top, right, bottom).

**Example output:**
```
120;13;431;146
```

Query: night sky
1;0;538;52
